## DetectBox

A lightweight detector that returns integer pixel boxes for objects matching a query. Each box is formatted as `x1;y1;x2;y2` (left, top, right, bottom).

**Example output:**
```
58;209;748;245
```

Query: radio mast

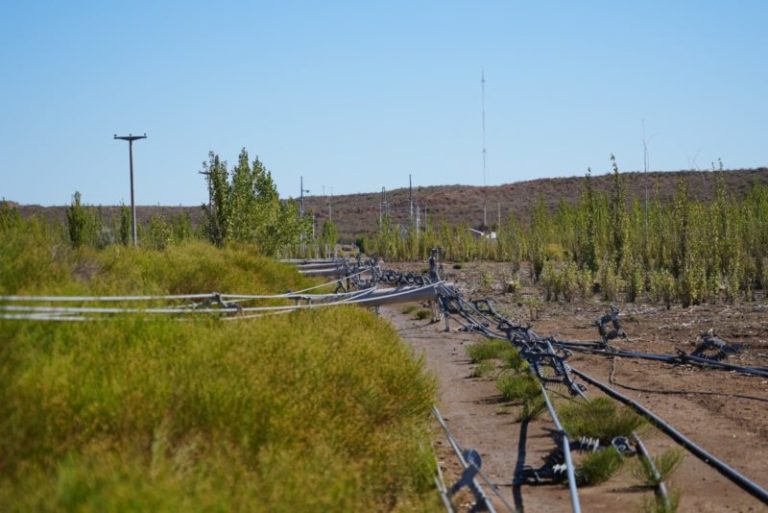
481;70;488;228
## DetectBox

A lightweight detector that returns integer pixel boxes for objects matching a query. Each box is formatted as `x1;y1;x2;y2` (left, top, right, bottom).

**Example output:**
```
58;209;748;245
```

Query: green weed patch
0;220;438;511
466;340;513;364
576;447;625;486
496;374;540;403
559;397;645;441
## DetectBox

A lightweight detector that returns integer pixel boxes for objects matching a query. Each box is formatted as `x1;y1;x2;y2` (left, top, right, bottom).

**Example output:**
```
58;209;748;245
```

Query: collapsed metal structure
0;256;443;321
433;283;768;511
3;252;767;511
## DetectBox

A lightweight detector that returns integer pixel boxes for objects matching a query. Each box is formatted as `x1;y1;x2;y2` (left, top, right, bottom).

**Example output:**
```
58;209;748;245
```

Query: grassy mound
0;217;438;511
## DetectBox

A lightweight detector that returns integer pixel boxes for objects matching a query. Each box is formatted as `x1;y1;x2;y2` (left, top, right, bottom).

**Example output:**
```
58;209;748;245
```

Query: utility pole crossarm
113;133;147;143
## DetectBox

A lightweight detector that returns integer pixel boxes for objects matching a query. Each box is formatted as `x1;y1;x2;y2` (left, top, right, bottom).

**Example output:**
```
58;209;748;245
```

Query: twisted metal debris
434;285;768;508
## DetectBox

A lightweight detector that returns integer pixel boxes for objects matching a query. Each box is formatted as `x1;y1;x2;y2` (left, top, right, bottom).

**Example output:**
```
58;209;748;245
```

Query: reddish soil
383;261;768;513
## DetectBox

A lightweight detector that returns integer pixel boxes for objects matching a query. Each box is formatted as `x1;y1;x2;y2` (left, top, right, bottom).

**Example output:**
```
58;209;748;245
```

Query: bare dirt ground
382;261;768;513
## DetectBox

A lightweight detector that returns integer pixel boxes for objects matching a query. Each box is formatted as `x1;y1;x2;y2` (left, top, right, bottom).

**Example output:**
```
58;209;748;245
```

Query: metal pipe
553;343;768;378
632;433;670;510
432;406;498;513
572;368;768;505
539;384;582;513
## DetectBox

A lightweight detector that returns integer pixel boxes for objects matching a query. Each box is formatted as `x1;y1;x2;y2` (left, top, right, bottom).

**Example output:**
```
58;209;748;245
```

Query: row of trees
364;160;768;306
65;192;194;250
45;150;768;306
60;148;332;256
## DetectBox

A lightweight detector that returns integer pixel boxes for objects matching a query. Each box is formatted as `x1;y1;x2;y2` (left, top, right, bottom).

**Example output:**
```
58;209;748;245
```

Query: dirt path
383;301;768;513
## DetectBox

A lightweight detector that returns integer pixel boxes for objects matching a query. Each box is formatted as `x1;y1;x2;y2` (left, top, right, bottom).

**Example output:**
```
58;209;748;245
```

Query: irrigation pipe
609;357;768;403
554;342;768;379
432;439;455;513
572;367;768;505
632;433;671;510
538;383;582;513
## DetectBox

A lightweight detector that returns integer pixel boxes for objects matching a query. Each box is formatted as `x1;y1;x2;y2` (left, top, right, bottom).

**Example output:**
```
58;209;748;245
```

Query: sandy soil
382;261;768;513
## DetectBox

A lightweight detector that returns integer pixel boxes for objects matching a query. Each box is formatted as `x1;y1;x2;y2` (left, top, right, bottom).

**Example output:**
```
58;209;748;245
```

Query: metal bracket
448;449;491;512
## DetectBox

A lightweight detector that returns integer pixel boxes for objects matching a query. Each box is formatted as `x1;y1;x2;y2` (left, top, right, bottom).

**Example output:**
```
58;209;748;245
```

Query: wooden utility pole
114;133;147;246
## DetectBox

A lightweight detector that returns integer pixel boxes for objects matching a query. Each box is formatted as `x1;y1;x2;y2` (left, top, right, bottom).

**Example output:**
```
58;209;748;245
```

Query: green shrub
577;268;594;299
480;271;494;290
649;269;675;309
632;448;684;487
496;374;540;403
517;394;547;422
627;263;645;303
503;349;528;372
466;340;511;363
521;296;542;321
414;308;431;320
560;261;579;302
576;447;624;486
544;243;566;261
541;260;561;301
599;260;624;301
145;214;173;250
470;360;495;378
560;398;644;441
66;191;99;248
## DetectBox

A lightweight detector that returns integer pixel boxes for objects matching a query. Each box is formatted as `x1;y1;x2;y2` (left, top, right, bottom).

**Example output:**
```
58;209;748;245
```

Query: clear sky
1;1;766;206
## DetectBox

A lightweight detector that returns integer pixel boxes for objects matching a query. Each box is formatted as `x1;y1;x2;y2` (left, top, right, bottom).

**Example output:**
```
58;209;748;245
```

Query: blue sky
1;1;766;206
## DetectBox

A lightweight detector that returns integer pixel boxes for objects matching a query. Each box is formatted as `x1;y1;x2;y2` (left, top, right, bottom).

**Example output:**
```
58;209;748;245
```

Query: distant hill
11;168;768;241
301;168;768;239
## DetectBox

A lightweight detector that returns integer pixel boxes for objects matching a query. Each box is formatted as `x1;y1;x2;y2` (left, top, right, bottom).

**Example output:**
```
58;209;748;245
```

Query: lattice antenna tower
481;70;488;228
